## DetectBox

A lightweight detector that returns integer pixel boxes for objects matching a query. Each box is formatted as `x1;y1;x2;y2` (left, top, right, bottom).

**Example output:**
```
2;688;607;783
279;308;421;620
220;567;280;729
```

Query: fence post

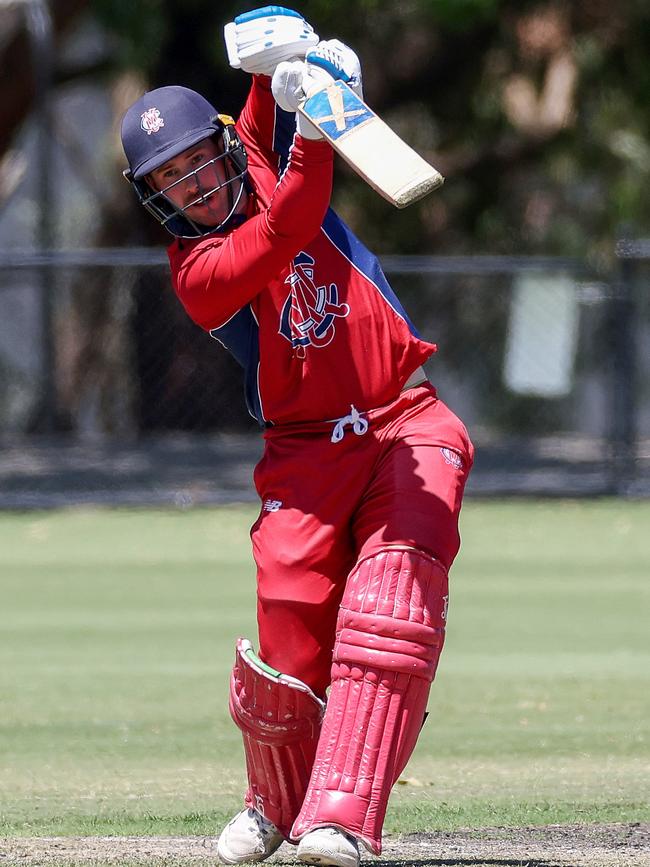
608;245;638;494
26;0;58;433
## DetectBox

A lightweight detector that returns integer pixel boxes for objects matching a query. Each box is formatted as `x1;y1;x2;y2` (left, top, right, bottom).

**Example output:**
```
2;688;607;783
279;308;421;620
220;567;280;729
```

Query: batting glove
271;59;336;139
306;39;363;99
271;40;363;140
224;6;319;76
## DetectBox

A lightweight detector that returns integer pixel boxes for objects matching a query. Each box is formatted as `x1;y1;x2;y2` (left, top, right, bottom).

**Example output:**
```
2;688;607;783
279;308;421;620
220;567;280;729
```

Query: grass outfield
1;500;649;837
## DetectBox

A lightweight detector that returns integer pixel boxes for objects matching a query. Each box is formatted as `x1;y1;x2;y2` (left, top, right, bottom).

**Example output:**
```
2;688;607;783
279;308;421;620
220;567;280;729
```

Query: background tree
4;0;648;436
92;0;650;259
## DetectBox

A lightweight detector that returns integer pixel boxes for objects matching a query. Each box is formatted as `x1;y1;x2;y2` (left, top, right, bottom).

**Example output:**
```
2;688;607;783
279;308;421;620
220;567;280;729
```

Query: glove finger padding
271;60;307;113
271;60;335;140
306;38;363;98
224;6;319;76
238;42;312;75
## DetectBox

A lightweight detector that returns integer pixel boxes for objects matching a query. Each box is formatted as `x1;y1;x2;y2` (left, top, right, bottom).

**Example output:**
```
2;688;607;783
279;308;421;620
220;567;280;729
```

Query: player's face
147;138;235;226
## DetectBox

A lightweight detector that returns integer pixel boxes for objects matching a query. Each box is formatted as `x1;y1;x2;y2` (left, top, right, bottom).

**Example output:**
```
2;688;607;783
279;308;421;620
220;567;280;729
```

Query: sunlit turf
1;501;648;836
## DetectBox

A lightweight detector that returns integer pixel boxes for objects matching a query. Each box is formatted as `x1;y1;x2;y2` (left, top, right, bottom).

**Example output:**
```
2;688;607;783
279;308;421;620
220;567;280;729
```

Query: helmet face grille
131;145;248;239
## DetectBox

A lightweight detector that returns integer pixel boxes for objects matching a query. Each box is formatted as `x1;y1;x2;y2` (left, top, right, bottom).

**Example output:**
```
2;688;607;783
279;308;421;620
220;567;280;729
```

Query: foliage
90;0;650;256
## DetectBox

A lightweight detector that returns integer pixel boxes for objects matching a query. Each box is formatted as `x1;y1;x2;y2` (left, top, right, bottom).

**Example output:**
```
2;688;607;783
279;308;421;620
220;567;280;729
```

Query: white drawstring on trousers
331;405;369;444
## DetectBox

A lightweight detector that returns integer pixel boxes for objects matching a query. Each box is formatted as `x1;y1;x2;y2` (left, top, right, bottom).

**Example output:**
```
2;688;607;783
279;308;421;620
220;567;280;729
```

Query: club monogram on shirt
279;252;350;357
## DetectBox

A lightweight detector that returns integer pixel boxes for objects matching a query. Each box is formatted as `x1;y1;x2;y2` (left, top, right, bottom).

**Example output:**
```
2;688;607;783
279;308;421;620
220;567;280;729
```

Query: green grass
1;501;649;836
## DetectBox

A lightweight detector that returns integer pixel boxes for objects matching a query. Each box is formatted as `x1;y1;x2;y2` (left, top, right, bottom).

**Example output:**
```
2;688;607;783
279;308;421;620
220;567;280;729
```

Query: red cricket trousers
250;383;473;697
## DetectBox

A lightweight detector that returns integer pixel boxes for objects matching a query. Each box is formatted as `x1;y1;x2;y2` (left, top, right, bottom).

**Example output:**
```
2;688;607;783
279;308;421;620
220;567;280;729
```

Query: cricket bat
224;18;443;208
298;77;444;208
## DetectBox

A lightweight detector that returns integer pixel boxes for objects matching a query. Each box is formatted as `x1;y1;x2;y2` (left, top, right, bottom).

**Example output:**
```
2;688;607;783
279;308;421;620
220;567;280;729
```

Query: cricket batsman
120;7;474;866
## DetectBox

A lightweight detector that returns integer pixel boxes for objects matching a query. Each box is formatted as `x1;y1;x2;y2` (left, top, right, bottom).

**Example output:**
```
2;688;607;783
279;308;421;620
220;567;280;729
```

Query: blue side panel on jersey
303;82;373;141
322;209;422;337
273;104;296;174
209;306;264;425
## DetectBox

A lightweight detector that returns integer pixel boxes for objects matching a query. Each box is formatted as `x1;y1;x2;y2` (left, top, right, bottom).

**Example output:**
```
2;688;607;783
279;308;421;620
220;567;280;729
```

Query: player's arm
236;74;292;180
174;131;333;331
174;37;359;331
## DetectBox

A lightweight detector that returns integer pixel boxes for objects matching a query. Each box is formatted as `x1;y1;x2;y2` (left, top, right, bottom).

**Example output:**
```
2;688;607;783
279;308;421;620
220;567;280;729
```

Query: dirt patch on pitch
1;824;648;867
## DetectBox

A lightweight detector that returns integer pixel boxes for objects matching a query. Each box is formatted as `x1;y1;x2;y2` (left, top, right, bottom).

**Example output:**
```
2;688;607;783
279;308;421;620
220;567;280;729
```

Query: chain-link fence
2;2;647;507
0;247;647;508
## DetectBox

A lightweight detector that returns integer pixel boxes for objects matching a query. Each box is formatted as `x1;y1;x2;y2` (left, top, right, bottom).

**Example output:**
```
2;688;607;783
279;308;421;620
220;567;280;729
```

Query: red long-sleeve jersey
168;75;436;426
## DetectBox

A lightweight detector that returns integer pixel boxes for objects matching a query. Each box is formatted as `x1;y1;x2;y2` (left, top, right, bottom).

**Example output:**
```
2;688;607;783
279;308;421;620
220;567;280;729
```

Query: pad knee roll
229;639;325;837
292;548;449;853
334;546;447;679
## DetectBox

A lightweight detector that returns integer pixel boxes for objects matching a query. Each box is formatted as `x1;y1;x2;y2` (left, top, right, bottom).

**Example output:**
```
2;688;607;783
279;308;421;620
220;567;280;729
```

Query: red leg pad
291;549;448;854
229;639;325;838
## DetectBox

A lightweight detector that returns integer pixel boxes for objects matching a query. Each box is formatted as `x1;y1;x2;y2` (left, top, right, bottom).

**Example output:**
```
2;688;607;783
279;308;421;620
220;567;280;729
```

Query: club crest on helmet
140;107;165;135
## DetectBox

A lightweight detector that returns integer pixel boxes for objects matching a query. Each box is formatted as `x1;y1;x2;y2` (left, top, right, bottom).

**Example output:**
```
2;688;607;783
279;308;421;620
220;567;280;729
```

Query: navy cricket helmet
121;85;249;238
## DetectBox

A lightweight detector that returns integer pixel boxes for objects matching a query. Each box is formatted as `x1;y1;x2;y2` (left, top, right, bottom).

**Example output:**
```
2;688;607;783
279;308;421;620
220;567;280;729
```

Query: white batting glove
271;59;334;139
306;39;363;99
271;40;363;140
224;6;319;76
272;59;336;112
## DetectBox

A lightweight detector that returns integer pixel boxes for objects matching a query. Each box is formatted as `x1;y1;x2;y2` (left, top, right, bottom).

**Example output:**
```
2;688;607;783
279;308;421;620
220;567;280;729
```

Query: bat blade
298;80;444;208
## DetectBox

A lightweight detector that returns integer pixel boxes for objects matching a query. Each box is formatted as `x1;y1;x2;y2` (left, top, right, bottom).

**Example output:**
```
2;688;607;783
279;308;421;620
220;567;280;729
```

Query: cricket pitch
1;823;649;867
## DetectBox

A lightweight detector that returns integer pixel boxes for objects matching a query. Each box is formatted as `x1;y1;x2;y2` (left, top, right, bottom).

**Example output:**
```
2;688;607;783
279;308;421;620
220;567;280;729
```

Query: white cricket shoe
297;827;360;867
217;807;284;864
